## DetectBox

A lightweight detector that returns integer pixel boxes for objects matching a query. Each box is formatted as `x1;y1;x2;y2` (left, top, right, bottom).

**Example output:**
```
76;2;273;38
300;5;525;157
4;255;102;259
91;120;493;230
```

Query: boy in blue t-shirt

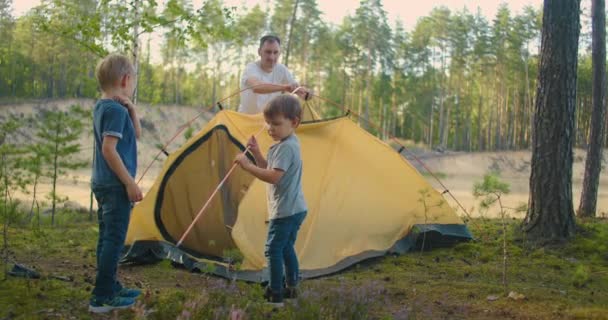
235;94;308;307
89;53;143;313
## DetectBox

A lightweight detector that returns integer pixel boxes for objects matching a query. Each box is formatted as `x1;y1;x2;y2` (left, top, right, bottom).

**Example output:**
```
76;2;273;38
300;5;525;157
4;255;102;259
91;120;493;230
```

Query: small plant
417;188;444;254
473;173;511;295
223;248;244;282
572;264;590;288
184;126;194;141
35;105;89;225
223;248;244;270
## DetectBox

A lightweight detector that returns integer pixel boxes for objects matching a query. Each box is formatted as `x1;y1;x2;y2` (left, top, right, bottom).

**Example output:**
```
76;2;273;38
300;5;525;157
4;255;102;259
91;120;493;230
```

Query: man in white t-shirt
238;35;311;114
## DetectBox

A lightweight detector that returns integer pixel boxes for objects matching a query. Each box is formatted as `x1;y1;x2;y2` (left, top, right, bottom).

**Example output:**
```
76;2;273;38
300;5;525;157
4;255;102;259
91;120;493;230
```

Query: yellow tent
123;110;471;281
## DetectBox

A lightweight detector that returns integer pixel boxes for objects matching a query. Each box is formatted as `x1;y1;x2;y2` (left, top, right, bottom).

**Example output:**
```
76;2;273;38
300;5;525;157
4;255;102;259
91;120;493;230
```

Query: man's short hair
96;53;134;91
259;35;281;49
264;94;302;121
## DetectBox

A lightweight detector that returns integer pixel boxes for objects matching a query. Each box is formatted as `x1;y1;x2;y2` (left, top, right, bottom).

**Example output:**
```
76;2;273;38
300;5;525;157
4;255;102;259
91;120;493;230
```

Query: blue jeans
265;211;307;294
91;184;132;299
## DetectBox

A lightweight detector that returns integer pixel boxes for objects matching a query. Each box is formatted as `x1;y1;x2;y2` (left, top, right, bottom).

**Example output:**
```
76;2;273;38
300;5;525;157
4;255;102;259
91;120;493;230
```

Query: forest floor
1;215;607;319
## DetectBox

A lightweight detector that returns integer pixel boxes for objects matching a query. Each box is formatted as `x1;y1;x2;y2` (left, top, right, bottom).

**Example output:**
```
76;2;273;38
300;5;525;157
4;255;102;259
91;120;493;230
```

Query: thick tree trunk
523;0;580;242
578;0;606;218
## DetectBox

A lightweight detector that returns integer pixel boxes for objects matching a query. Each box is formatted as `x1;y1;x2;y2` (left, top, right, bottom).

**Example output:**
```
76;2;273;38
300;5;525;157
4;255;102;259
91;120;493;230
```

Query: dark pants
265;211;307;294
91;184;132;299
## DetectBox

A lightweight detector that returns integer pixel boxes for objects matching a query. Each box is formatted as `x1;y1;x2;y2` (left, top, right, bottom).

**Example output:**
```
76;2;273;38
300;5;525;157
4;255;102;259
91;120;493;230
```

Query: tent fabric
123;110;472;281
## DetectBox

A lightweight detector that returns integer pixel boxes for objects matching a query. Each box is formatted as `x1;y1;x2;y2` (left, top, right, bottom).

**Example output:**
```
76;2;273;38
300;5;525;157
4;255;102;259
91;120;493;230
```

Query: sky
13;0;543;29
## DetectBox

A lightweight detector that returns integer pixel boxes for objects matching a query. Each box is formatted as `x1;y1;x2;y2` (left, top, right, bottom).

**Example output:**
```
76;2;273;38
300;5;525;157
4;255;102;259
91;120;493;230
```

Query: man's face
258;41;281;69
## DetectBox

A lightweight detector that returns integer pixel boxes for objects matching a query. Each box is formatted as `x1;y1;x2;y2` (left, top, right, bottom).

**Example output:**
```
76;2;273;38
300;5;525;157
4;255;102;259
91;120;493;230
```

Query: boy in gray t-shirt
235;94;307;307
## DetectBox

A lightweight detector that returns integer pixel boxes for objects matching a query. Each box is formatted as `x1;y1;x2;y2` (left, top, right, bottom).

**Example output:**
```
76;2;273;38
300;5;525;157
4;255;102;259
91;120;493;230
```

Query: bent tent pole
176;123;268;247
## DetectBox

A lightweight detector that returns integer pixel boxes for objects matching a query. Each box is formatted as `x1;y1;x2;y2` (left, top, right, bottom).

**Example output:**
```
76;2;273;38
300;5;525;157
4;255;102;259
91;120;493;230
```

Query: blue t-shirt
266;134;307;219
91;99;137;187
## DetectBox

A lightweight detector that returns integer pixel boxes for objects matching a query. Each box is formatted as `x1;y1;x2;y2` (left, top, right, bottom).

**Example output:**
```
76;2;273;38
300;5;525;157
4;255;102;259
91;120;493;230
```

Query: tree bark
578;0;606;218
523;0;580;242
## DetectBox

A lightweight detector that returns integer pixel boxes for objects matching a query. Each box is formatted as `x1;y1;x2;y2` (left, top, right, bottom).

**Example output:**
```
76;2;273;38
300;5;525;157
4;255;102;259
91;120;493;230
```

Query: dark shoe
88;296;135;313
8;263;40;279
264;287;284;307
118;287;141;298
283;286;298;299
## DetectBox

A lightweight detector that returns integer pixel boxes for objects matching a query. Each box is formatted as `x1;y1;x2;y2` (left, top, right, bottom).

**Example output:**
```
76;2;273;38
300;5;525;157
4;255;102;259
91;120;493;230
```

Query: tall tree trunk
578;0;606;218
524;43;534;149
429;101;434;149
523;0;580;242
363;47;372;130
438;53;446;149
477;85;483;151
284;0;300;67
131;0;141;104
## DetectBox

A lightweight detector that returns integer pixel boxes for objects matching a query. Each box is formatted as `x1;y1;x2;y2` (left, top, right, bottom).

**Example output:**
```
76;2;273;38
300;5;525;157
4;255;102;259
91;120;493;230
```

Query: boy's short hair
259;35;281;49
96;53;134;91
264;94;302;121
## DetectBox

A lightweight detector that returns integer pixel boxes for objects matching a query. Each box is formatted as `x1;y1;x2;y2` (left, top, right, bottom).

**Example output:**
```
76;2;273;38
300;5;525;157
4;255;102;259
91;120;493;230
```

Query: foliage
1;2;586;152
34;105;89;225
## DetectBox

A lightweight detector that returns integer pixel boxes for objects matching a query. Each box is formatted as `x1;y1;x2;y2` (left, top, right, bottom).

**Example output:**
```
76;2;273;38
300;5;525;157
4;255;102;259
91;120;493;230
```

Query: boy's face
265;114;299;141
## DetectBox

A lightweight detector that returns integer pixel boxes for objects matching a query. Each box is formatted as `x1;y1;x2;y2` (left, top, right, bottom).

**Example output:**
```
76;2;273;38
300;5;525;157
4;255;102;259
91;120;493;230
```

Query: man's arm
246;77;292;94
101;136;143;201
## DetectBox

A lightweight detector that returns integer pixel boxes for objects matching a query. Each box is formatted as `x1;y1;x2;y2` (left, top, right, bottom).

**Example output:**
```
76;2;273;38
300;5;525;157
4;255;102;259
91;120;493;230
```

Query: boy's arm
101;136;143;202
114;96;141;139
235;154;283;184
246;135;267;168
250;150;268;168
128;106;141;139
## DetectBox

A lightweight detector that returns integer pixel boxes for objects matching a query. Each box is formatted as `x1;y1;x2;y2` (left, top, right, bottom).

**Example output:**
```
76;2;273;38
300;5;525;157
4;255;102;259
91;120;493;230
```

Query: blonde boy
89;53;142;313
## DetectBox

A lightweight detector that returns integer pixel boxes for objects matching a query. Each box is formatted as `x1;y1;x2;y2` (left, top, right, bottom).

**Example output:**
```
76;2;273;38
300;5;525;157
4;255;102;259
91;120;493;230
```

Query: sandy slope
410;149;608;218
3;99;607;219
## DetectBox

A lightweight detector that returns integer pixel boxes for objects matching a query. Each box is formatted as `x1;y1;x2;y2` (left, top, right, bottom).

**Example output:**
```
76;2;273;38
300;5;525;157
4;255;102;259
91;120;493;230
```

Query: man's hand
284;83;297;93
292;87;312;100
126;182;143;202
234;154;252;169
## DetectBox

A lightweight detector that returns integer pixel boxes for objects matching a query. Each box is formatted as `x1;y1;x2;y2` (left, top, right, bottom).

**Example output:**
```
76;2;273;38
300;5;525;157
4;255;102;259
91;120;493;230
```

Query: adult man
238;35;310;114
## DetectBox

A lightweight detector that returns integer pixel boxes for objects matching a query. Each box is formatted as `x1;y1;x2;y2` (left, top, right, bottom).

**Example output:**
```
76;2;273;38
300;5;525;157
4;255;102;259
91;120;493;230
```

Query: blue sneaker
88;296;135;313
118;287;141;298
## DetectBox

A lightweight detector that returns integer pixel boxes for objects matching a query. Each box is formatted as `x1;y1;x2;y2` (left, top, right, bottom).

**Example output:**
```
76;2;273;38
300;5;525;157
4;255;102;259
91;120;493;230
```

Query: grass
1;212;607;319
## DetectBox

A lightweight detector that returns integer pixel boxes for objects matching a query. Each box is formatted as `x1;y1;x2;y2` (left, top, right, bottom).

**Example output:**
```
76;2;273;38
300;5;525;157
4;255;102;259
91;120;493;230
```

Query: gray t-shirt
266;134;307;219
238;61;297;114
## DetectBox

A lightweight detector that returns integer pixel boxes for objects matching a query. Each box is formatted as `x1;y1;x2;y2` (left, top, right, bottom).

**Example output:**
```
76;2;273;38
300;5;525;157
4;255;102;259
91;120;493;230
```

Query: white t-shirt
238;61;297;114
